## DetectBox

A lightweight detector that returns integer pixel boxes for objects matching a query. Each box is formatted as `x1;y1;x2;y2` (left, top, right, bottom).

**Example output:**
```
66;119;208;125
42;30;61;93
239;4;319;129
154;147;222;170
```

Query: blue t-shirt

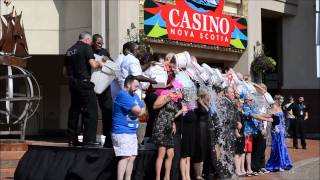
242;104;260;135
112;90;144;134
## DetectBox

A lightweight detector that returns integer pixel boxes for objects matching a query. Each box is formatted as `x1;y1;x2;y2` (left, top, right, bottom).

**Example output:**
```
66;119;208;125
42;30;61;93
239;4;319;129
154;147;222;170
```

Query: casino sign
144;0;247;49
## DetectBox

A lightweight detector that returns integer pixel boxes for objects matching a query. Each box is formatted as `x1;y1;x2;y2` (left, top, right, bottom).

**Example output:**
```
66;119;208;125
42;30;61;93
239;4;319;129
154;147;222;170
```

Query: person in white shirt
111;42;131;100
119;42;157;99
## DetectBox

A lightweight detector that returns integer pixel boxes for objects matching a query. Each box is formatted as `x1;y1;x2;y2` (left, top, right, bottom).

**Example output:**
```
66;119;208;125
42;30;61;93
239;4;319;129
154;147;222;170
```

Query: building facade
1;0;318;136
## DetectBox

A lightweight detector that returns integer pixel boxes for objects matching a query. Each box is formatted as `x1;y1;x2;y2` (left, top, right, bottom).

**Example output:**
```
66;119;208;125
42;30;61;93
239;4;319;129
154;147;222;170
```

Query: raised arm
153;95;170;109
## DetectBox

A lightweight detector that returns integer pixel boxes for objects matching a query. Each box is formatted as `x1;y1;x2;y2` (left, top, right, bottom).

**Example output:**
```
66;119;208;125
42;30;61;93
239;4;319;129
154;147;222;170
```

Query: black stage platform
15;145;157;180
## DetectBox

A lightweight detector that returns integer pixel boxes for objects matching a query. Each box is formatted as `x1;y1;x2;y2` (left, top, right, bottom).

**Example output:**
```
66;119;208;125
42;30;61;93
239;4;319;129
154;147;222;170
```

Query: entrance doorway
261;9;283;92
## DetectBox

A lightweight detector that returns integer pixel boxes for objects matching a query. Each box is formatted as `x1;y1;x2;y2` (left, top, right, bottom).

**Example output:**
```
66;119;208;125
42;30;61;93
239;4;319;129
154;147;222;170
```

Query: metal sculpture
0;6;41;140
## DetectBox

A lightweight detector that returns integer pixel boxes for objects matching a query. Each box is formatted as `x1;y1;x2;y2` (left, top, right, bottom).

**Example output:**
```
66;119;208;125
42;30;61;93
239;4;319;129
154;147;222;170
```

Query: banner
144;0;247;49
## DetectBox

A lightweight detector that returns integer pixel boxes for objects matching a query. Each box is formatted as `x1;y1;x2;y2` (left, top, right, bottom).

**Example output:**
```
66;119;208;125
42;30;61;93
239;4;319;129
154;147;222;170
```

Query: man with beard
111;75;145;180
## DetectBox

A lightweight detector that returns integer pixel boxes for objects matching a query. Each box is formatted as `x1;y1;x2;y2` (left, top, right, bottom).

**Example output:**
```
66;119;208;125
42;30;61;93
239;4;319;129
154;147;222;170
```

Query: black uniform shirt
64;41;95;80
288;102;309;119
93;48;110;57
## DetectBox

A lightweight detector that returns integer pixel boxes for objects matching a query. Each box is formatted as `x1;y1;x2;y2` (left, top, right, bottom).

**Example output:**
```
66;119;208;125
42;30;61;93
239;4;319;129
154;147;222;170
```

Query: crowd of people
63;32;309;180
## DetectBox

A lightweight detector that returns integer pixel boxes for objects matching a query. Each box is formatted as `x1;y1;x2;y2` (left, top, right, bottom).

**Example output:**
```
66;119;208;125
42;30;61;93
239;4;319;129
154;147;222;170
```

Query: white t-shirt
120;53;143;99
111;54;125;100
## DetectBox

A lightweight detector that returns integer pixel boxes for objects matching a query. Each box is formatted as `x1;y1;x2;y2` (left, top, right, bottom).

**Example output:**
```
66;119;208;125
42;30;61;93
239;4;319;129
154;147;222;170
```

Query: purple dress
266;112;293;171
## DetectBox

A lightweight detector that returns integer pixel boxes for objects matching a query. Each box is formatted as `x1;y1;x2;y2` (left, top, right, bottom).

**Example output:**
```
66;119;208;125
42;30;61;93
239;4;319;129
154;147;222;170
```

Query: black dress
152;101;180;148
193;102;209;163
235;113;245;154
181;110;197;158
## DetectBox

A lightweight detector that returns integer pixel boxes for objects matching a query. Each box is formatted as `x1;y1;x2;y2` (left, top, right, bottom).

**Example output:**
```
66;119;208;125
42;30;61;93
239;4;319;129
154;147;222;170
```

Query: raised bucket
175;51;192;69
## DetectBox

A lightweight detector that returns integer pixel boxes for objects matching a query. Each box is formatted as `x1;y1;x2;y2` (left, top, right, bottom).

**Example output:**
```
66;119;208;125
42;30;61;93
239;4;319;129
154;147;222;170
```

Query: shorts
111;133;138;157
244;135;253;153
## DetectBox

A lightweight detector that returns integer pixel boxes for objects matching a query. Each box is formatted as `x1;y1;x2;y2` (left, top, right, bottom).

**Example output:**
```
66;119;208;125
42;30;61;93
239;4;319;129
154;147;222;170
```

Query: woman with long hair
265;95;293;172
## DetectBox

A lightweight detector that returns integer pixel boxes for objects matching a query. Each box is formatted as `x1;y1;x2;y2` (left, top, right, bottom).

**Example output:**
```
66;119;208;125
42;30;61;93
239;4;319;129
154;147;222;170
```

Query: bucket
199;71;210;82
91;60;120;94
191;61;204;73
201;63;214;75
175;51;192;69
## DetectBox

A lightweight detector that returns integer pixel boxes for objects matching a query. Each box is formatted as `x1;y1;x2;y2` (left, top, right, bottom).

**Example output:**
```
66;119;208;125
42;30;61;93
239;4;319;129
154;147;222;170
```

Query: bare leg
164;148;174;180
193;163;200;178
240;153;246;174
155;147;166;180
193;162;204;179
186;157;191;180
246;153;253;173
118;156;129;180
234;154;241;175
180;158;187;180
124;156;136;180
215;144;221;160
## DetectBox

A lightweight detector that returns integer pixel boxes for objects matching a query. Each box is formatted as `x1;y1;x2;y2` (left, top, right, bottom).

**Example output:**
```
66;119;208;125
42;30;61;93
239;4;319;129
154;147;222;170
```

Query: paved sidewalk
242;139;320;180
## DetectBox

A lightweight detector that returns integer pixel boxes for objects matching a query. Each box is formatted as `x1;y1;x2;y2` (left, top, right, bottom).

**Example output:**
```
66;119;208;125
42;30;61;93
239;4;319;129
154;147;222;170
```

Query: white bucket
91;60;120;94
175;51;192;69
201;63;214;75
145;64;168;89
199;71;210;82
185;68;197;81
191;61;204;73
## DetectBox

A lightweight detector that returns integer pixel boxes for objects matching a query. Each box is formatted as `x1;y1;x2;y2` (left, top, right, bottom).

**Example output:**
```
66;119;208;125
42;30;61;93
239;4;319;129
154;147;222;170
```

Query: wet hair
124;75;138;87
198;88;208;98
79;31;92;40
92;34;103;42
170;55;176;65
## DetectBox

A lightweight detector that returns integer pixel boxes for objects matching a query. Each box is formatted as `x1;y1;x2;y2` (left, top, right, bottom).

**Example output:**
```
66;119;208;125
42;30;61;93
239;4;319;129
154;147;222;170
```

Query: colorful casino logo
144;0;247;49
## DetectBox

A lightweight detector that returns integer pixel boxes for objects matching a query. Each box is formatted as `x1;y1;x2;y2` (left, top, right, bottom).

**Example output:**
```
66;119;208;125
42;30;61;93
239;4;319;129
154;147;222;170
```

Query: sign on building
144;0;247;49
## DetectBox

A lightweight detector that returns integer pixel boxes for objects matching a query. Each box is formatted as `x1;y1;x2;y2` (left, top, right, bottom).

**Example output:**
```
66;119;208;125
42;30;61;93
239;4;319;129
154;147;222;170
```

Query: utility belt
68;77;94;92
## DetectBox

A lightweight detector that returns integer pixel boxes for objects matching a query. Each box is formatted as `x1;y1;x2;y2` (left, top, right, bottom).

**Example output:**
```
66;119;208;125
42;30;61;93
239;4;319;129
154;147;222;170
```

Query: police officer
63;32;103;146
288;96;309;149
91;34;113;147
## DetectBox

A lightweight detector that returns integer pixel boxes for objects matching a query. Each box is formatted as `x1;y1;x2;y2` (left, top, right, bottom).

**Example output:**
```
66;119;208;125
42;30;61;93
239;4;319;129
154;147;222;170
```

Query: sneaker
260;168;270;174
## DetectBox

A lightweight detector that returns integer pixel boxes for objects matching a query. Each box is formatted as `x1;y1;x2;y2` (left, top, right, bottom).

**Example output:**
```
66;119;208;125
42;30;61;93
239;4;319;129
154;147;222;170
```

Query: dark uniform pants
292;117;306;148
68;79;98;143
252;132;266;172
96;86;113;147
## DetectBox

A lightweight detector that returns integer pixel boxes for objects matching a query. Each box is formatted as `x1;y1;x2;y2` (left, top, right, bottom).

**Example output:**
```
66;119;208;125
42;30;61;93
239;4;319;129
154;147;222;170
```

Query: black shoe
293;146;299;149
103;142;113;148
302;146;307;149
68;139;83;147
84;141;101;147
